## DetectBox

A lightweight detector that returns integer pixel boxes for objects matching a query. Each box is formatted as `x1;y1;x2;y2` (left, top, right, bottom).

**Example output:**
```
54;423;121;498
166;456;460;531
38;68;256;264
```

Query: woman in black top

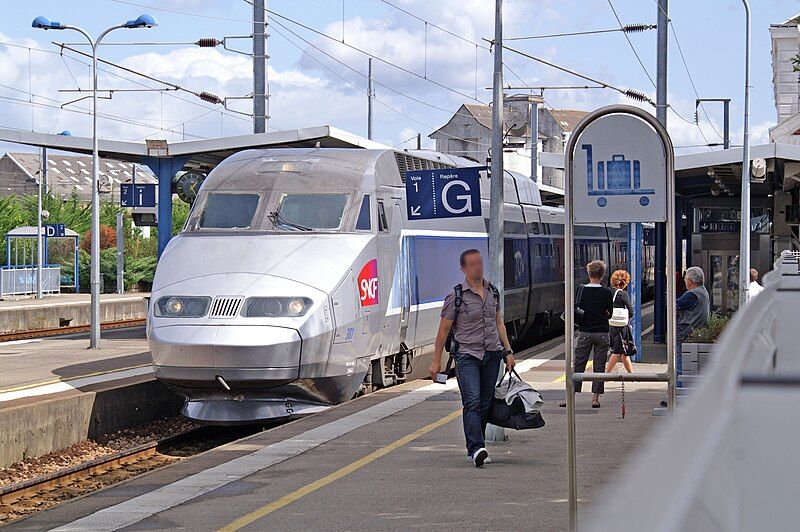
560;260;613;409
605;269;635;374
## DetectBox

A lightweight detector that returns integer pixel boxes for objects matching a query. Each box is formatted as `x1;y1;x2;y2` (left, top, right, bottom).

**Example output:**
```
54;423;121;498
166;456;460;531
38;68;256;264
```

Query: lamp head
31;16;65;30
58;130;72;136
124;14;157;29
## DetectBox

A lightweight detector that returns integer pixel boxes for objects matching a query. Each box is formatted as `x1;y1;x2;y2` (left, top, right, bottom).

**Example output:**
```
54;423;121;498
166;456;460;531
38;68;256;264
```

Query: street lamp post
739;0;752;309
32;14;157;348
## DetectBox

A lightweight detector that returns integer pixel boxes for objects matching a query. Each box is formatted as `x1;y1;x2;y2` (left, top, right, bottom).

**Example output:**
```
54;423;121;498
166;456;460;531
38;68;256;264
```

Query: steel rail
0;318;146;342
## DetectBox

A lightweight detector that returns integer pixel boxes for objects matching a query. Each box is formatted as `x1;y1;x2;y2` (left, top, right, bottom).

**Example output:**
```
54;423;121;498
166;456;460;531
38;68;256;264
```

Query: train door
374;197;414;386
392;200;415;348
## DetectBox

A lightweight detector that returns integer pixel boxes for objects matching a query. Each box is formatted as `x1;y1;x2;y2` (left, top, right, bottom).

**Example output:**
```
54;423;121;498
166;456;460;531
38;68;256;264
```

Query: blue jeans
454;350;504;456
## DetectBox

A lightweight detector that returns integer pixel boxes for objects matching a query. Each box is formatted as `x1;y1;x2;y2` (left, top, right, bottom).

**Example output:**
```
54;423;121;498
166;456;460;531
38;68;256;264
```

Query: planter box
681;343;716;375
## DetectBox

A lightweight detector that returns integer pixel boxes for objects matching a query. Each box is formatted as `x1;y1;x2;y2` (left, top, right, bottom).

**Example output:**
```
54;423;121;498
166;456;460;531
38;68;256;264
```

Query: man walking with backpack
429;249;515;467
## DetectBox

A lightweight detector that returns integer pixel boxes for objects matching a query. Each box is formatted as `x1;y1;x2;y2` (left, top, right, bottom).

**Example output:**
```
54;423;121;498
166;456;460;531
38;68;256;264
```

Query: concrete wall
0;297;147;334
0;379;182;468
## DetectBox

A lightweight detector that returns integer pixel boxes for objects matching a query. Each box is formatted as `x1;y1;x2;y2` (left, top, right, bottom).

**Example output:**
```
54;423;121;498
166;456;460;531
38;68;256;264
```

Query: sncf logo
358;259;379;306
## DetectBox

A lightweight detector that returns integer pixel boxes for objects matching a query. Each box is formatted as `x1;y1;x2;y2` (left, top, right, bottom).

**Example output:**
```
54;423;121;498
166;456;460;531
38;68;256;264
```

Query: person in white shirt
748;268;763;299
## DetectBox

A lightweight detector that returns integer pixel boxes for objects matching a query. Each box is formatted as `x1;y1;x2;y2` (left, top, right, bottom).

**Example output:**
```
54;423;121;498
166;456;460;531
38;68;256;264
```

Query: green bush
3;194;191;289
689;313;731;343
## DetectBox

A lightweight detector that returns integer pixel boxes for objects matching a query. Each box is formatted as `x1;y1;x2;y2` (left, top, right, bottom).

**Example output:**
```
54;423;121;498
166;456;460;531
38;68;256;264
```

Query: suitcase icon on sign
582;145;656;208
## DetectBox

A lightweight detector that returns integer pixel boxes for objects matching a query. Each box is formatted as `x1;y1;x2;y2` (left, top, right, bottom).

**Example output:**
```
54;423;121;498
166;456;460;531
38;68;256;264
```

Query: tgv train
148;148;651;424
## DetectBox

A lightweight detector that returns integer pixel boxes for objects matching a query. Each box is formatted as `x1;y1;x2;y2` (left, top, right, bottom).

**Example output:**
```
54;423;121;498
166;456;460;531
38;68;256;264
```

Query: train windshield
272;193;348;231
199;193;260;229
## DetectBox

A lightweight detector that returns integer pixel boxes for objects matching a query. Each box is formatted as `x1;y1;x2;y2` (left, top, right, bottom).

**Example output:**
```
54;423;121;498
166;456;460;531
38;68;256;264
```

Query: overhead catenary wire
0;91;210;139
269;22;478;147
270;18;484;123
487;39;656;106
103;0;535;129
606;0;712;148
243;0;487;103
650;0;724;143
0;38;253;129
506;24;656;41
606;0;657;88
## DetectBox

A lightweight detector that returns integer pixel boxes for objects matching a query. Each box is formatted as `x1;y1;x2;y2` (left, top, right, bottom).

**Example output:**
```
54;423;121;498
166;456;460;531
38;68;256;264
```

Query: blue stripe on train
389;234;611;308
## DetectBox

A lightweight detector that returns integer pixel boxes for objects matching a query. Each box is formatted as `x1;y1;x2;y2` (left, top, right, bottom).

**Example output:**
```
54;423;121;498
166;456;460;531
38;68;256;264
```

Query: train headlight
166;298;183;315
154;296;211;318
244;297;312;317
286;298;306;316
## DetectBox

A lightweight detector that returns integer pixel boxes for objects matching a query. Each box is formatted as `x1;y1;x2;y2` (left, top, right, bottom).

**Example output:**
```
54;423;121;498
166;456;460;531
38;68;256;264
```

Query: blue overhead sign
405;167;483;220
120;183;157;208
44;223;65;238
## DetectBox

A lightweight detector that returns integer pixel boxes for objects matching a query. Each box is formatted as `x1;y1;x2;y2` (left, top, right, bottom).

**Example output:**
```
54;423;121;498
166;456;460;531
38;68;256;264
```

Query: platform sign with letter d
405;167;483;220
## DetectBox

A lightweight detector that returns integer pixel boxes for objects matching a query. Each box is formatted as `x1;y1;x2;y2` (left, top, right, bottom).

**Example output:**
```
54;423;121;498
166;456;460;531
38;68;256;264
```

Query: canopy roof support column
142;156;190;258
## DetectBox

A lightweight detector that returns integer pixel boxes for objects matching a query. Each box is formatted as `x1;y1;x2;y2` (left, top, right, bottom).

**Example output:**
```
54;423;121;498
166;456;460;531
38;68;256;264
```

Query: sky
0;0;797;155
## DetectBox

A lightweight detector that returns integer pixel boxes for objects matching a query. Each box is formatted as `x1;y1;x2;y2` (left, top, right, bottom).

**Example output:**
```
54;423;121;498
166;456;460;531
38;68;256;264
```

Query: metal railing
588;250;800;531
0;265;61;296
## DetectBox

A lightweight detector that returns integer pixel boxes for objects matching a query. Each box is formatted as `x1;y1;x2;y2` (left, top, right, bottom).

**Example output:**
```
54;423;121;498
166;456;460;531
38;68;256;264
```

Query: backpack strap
487;282;500;305
613;288;620;303
453;283;463;313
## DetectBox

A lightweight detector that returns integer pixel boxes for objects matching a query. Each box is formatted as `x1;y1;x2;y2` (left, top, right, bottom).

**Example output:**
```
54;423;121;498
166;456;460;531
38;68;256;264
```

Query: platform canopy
540;142;800;198
6;226;80;238
0;126;390;173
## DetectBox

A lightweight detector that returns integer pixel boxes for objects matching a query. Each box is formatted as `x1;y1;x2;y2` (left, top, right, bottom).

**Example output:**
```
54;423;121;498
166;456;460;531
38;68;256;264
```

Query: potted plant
682;313;731;375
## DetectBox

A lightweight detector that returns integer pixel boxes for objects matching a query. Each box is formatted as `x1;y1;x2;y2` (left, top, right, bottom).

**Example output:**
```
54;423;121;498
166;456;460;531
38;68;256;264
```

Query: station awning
539;142;800;198
0;126;390;173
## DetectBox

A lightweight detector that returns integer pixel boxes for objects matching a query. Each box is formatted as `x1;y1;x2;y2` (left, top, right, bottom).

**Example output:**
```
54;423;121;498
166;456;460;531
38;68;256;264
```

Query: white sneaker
466;454;492;464
472;447;489;467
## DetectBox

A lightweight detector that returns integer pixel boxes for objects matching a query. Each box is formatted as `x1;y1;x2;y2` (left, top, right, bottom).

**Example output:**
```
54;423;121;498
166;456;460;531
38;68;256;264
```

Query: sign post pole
116;211;124;294
564;105;676;531
486;0;507;445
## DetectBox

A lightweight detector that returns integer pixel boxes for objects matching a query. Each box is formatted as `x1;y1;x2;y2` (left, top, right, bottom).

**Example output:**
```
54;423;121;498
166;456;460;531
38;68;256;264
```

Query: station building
0;152;156;203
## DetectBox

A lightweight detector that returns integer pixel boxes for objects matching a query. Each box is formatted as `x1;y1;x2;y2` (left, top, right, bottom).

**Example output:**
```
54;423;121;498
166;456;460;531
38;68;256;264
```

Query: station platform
8;335;667;531
0;327;181;468
0;293;148;335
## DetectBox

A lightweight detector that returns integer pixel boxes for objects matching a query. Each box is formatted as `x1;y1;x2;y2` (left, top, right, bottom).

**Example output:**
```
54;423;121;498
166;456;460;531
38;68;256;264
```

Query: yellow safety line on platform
0;362;152;394
219;409;463;532
553;360;592;383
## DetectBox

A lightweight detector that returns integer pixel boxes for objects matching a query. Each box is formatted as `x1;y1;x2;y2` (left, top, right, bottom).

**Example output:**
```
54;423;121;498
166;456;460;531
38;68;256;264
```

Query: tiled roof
549;109;589;133
3;152;156;201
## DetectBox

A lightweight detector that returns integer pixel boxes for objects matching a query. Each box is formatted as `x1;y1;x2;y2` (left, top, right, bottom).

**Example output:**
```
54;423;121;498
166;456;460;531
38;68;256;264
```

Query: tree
81;225;117;252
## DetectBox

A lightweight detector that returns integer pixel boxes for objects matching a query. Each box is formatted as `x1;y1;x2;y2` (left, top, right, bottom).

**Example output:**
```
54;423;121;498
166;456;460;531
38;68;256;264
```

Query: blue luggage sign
120;183;156;208
571;113;667;223
583;147;655;208
405;167;483;220
44;223;66;237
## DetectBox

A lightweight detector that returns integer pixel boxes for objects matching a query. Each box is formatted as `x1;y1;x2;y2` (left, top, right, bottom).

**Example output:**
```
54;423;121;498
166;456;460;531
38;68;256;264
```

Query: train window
355;195;371;231
377;201;389;232
275;193;348;230
534;244;542;257
199;193;260;229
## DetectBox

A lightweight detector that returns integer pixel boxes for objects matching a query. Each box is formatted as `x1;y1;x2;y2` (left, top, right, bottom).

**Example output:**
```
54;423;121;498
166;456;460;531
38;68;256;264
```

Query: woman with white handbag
606;270;635;374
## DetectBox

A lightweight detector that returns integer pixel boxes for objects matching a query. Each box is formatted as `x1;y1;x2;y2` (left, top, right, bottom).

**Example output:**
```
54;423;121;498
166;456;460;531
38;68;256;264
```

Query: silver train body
148;148;628;423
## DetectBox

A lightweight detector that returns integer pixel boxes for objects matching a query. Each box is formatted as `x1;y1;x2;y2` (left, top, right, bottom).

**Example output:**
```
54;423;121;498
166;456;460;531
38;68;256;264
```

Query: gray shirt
441;278;503;360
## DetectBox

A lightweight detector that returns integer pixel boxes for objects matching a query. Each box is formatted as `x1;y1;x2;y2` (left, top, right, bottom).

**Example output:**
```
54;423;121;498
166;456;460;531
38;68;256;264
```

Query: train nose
151;324;302;387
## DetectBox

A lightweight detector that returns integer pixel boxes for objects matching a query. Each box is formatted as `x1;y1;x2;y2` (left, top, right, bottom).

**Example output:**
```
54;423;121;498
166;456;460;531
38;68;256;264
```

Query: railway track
0;424;265;525
0;318;146;343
